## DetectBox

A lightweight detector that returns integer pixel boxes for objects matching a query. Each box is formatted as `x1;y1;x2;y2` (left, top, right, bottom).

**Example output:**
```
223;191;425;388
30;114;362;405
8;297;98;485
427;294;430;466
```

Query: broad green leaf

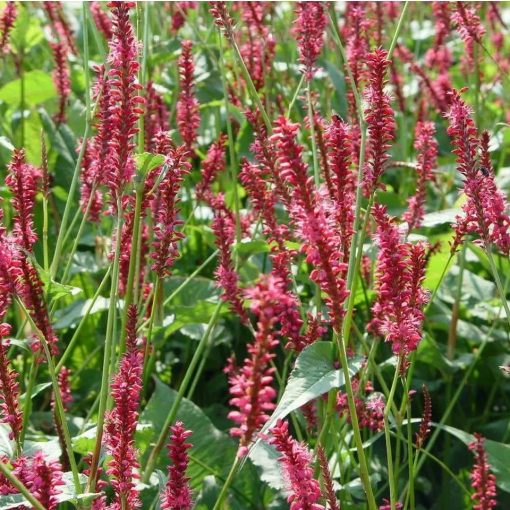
421;208;461;227
54;297;113;329
140;379;262;506
259;342;363;436
233;240;270;257
435;423;510;493
9;5;44;53
0;71;56;105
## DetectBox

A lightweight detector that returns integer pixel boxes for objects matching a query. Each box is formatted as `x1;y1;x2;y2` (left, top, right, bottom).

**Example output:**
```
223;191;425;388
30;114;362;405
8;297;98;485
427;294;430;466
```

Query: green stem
485;245;510;330
142;301;224;482
20;358;38;447
212;455;241;510
142;277;161;390
49;4;92;282
0;461;46;510
384;367;401;510
120;184;144;354
387;2;409;61
87;205;123;493
16;298;82;494
406;385;415;510
287;74;305;117
55;264;112;373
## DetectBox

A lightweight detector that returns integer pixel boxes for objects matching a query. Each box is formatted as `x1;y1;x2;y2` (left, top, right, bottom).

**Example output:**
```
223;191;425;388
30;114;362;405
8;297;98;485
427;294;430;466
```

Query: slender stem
218;33;241;248
387;2;409;61
49;5;92;282
142;300;224;482
287;74;305;117
87;205;123;493
384;367;401;510
15;298;82;494
120;184;144;354
485;245;510;330
142;277;161;390
55;264;112;373
138;0;150;153
42;197;49;272
0;461;46;510
20;358;38;446
137;250;219;331
406;384;415;510
212;455;241;510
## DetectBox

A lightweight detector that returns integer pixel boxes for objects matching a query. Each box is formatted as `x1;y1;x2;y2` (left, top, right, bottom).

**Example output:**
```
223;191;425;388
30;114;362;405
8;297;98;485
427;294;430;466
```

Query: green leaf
0;71;56;106
140;379;262;506
135;152;165;175
435;423;510;493
54;297;112;329
421;209;461;227
261;342;363;435
233;240;270;257
9;6;44;53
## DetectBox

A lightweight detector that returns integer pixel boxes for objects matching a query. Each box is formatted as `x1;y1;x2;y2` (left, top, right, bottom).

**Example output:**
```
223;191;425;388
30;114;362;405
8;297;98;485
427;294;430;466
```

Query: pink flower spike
0;2;16;54
293;2;327;81
469;433;497;510
268;419;325;510
362;48;396;197
91;1;112;41
0;323;23;442
50;41;71;125
161;421;193;510
177;40;200;155
104;347;143;509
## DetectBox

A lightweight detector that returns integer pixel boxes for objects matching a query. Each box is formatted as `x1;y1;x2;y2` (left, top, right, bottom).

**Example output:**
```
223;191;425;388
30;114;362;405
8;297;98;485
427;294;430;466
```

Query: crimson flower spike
0;323;23;443
271;116;348;332
144;81;169;152
42;1;77;55
404;120;438;232
50;41;71;125
445;90;510;254
105;1;144;208
9;452;65;510
369;205;428;366
0;2;16;54
226;275;297;456
196;133;228;203
104;346;143;509
5;149;41;251
415;384;432;449
469;433;497;510
268;419;325;510
90;1;113;41
293;1;327;81
151;145;191;279
362;48;396;197
177;40;200;155
171;2;197;34
161;421;193;510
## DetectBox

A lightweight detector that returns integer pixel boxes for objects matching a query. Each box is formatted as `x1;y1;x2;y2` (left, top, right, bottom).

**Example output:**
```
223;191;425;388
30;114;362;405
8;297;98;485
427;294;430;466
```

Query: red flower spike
317;446;340;510
42;2;77;54
151;145;190;278
469;433;497;510
196;134;228;203
0;323;23;442
177;40;200;155
144;81;169;152
161;421;193;510
445;90;510;254
415;384;432;449
105;1;145;207
171;2;197;34
404;120;438;231
0;2;16;54
50;41;71;125
362;48;396;197
271;117;349;332
369;205;428;361
5;149;41;251
268;419;325;510
104;347;143;509
91;1;113;41
10;452;65;510
293;2;327;81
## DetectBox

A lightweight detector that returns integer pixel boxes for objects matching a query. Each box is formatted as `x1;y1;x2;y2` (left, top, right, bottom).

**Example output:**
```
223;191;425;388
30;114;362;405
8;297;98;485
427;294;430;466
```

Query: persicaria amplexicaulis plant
0;3;506;510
